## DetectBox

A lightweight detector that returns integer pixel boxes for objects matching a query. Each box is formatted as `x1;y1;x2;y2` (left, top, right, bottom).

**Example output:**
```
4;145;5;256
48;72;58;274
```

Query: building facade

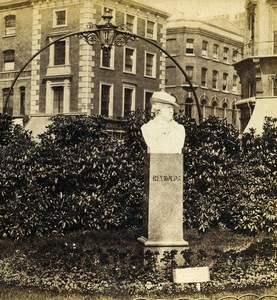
234;0;277;133
165;18;244;127
0;0;169;121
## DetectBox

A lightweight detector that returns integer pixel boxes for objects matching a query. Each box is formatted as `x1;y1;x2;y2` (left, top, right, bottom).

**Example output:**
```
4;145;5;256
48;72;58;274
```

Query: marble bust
141;91;185;154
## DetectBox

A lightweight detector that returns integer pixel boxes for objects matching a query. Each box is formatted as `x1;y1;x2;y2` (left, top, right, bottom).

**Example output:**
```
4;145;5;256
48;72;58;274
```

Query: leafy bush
0;113;276;238
228;117;277;234
177;116;241;231
0;114;34;233
0;113;146;238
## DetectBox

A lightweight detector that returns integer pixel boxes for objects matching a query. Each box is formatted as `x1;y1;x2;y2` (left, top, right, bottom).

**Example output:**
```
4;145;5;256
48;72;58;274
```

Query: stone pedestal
137;153;189;267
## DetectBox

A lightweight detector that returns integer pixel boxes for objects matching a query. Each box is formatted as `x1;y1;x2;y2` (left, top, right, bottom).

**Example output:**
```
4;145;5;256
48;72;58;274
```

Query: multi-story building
0;0;169;132
234;0;277;133
165;17;244;127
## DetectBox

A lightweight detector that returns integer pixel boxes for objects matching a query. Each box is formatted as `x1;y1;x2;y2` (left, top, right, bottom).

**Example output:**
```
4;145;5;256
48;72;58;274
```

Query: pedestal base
137;236;189;268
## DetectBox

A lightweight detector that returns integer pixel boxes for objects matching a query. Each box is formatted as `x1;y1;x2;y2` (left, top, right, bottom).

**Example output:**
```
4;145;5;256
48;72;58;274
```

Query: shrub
228;117;277;234
178;116;241;231
0;113;146;238
0;114;34;238
0;113;276;238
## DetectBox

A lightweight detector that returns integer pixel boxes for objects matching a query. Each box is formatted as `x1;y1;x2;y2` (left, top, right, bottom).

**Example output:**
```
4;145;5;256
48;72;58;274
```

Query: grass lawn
0;228;276;299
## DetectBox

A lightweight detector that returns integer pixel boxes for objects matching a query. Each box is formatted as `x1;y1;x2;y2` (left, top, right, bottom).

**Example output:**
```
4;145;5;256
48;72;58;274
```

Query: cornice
167;27;243;47
0;0;31;10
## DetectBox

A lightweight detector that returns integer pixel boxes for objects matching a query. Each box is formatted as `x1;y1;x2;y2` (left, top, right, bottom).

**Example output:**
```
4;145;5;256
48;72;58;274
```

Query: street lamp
78;9;136;56
3;11;202;122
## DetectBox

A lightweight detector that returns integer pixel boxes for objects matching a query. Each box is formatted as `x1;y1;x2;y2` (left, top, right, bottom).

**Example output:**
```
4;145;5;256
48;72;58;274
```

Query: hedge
0;112;276;239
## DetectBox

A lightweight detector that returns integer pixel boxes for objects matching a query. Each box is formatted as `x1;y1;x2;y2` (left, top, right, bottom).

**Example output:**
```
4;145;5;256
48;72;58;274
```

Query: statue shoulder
173;121;185;131
141;120;155;131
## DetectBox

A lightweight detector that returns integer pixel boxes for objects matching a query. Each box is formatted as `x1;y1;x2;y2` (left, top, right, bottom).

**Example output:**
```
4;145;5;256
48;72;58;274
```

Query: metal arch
3;28;202;122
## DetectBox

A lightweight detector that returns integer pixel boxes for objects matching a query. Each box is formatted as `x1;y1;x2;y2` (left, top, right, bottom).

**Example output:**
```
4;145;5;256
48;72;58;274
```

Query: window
145;52;156;77
123;85;135;116
274;31;277;55
249;12;255;41
54;41;66;65
223;47;229;63
222;101;228;118
49;38;69;66
212;99;218;116
248;11;255;55
186;39;194;55
100;84;113;116
146;20;156;39
200;96;207;119
213;44;219;60
101;47;114;69
273;77;277;96
166;66;176;86
202;41;208;57
4;15;16;35
19;86;25;115
232;75;238;93
232;49;239;62
185;66;194;81
53;9;67;27
45;81;70;114
144;91;153;117
167;39;177;55
124;47;136;73
53;86;64;113
126;14;136;33
248;80;255;97
201;68;207;87
212;70;218;89
2;88;13;115
223;73;229;91
185;98;193;118
3;49;15;71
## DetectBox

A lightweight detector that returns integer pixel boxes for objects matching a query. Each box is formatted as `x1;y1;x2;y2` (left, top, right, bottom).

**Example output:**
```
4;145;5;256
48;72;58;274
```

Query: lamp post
3;11;202;122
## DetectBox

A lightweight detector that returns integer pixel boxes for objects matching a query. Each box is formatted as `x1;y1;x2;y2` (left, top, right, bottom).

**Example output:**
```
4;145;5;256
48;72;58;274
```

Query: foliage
0;113;35;223
176;116;242;231
0;229;275;297
0;113;146;238
0;113;276;238
209;238;276;292
229;117;277;234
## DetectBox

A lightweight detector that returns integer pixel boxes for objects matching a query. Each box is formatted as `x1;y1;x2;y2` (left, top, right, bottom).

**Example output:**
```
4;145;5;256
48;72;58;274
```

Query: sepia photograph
0;0;276;299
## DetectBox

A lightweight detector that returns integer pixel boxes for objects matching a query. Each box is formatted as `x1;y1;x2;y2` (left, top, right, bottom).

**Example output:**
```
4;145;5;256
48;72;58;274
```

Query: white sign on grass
173;266;210;284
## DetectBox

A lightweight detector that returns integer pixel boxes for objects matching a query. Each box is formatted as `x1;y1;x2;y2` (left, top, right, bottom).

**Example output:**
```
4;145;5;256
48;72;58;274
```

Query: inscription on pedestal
152;175;181;182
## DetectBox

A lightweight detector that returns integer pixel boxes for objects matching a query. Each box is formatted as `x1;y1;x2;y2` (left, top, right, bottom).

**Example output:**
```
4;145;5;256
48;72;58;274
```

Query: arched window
185;98;193;118
200;94;208;119
212;98;218;116
222;101;228;119
232;100;240;129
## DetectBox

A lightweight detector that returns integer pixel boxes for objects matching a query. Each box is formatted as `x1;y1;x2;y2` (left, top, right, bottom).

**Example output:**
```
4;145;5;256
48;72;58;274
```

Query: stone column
137;153;189;267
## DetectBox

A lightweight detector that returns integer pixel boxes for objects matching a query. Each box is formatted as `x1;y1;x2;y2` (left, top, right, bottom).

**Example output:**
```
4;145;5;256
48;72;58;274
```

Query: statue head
150;91;179;122
141;91;185;153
